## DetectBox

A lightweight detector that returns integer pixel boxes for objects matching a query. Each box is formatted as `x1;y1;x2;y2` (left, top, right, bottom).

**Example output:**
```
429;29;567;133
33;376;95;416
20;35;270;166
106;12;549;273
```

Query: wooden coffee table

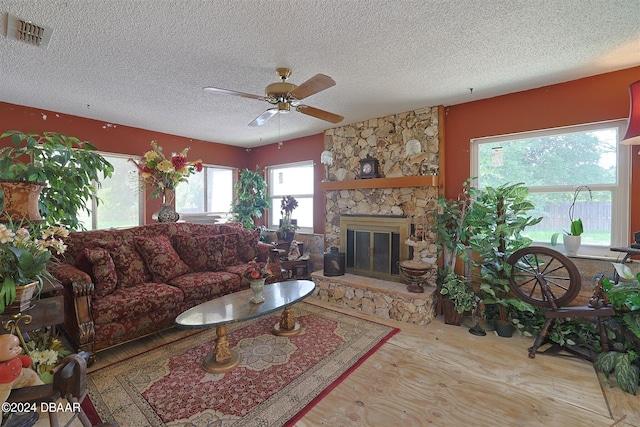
175;280;315;373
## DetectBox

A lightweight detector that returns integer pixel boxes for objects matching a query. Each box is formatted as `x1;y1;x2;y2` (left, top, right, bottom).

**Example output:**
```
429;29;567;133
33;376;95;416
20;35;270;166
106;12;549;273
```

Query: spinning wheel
506;246;614;359
507;246;582;309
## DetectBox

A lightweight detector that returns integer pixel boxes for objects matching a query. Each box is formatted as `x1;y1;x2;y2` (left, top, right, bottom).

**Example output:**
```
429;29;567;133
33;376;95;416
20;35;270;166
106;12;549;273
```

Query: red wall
444;66;640;239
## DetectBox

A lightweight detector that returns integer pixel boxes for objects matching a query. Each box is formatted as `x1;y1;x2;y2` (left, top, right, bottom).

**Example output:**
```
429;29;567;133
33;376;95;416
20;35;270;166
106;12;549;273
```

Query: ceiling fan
203;68;344;127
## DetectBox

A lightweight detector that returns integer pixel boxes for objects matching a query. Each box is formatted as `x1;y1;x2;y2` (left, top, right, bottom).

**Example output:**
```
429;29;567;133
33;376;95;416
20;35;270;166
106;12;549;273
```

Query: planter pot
5;281;39;313
0;180;45;222
442;298;463;326
494;320;514;337
277;219;297;242
562;234;581;257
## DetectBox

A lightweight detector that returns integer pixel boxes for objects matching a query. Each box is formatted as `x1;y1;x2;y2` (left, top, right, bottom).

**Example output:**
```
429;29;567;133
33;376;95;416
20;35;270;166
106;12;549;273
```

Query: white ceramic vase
250;278;266;304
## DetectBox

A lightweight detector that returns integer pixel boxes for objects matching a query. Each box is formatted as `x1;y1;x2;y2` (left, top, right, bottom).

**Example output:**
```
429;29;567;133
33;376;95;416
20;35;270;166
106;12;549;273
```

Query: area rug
86;302;399;426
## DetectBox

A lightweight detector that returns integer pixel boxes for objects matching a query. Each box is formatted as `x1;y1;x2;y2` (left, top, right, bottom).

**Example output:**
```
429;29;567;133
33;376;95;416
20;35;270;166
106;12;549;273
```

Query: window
77;154;142;230
268;161;314;232
175;166;234;222
471;119;630;257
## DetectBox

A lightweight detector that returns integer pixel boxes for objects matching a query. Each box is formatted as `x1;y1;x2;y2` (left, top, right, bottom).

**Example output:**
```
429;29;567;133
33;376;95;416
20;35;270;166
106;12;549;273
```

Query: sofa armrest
48;263;96;364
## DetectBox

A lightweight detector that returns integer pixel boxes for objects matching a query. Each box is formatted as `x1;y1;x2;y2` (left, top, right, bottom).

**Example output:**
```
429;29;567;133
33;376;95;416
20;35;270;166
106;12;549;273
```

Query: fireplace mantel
318;175;439;191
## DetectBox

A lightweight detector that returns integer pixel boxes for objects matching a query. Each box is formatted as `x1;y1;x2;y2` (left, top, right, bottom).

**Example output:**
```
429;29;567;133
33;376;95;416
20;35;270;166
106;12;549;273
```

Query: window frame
175;164;236;223
267;160;314;234
470;119;631;258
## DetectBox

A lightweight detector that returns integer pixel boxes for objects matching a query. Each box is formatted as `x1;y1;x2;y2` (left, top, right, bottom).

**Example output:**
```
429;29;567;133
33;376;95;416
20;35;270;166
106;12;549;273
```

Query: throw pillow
220;225;260;263
172;234;225;272
134;235;191;282
93;239;151;288
83;247;118;298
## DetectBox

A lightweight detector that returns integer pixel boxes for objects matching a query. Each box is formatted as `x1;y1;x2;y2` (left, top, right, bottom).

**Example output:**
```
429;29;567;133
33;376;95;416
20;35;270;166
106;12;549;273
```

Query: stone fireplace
320;105;444;286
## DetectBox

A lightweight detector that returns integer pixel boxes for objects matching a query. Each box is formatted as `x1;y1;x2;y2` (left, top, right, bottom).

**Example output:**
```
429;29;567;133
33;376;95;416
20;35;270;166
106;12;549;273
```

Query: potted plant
466;182;541;336
434;179;474;324
595;263;640;395
277;195;299;242
0;130;114;231
0;220;68;313
230;168;270;229
551;185;592;256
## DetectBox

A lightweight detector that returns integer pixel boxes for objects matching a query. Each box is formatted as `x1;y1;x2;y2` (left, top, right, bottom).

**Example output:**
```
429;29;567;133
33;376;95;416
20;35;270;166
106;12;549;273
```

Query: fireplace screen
340;216;410;281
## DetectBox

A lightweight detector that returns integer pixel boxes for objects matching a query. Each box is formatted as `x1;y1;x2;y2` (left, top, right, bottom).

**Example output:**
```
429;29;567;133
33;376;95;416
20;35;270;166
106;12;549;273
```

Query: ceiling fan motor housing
265;82;296;98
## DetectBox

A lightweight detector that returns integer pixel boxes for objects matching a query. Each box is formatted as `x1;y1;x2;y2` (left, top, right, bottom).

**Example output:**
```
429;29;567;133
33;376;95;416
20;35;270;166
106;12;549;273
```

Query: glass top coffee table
175;280;315;373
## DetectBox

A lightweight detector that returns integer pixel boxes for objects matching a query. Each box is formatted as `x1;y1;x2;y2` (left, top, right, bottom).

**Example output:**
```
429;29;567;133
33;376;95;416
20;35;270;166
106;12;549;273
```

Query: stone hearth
311;271;436;326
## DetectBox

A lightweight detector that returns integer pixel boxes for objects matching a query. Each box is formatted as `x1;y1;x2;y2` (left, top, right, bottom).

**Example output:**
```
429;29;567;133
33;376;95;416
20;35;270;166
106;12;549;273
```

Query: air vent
6;13;53;48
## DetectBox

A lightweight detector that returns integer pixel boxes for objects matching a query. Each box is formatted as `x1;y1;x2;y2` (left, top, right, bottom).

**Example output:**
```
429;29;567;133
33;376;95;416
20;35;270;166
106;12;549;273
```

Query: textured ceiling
1;0;639;148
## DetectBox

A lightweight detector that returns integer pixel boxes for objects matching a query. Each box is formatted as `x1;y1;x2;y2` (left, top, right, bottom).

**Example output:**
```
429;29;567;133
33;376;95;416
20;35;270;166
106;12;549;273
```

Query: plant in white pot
551;186;592;256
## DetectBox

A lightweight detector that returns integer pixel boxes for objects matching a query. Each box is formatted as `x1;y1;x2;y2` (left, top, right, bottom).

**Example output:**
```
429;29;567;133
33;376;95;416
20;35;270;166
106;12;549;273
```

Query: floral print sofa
49;222;279;361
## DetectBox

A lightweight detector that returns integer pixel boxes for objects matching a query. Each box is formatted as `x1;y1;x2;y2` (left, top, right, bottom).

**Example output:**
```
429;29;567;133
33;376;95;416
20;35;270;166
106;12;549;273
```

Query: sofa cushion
83;247;118;298
172;234;225;272
221;233;240;266
93;239;151;288
92;283;185;324
134;235;191;282
220;225;260;263
168;271;242;301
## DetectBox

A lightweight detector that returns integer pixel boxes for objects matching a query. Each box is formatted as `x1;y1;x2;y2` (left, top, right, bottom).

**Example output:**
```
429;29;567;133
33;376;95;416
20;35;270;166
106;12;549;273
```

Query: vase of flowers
276;196;298;242
0;221;68;313
24;327;71;384
130;141;203;222
243;260;273;304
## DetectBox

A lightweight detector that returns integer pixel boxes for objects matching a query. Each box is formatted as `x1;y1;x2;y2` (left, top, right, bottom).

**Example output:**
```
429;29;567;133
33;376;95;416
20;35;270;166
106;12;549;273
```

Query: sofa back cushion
134;235;191;282
93;239;151;288
83;247;118;298
172;234;225;272
219;225;260;263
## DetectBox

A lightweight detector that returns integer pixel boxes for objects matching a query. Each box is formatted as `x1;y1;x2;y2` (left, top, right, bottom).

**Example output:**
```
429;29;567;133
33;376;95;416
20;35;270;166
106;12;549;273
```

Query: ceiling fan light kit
204;68;344;127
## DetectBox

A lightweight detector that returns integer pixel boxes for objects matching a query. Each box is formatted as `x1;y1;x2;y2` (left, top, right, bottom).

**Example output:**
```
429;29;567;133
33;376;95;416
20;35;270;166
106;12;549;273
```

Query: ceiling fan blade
249;108;278;127
288;74;336;100
203;86;266;101
296;105;344;124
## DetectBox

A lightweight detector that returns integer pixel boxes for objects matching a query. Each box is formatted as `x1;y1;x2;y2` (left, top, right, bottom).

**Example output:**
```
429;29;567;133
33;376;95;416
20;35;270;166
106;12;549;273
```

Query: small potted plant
551;185;592;256
0;220;68;313
277;195;298;242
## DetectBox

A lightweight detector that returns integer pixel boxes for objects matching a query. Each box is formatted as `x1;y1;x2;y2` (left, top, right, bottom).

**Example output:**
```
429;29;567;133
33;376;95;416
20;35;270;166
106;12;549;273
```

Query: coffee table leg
203;325;240;373
273;306;301;336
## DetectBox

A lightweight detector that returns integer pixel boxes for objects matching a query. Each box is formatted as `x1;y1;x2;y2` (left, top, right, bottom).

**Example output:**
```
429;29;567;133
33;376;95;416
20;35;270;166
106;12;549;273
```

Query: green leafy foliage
466;182;542;321
439;272;476;314
230;168;271;229
0;131;114;231
595;351;639;395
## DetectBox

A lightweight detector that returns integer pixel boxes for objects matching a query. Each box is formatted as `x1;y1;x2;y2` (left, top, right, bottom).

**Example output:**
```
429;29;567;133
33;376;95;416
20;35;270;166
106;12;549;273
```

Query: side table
1;278;65;335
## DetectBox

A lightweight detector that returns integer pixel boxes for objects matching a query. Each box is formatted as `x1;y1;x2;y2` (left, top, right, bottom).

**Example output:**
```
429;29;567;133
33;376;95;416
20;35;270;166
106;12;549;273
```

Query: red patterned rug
86;302;399;426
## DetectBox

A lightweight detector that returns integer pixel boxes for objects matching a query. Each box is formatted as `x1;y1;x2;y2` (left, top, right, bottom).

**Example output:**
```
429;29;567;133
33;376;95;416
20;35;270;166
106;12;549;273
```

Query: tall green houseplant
230;168;271;229
0;131;114;231
466;182;542;323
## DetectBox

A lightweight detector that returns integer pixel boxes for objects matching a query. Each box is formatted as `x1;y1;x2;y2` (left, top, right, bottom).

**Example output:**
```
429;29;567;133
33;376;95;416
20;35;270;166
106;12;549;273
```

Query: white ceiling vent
6;13;53;49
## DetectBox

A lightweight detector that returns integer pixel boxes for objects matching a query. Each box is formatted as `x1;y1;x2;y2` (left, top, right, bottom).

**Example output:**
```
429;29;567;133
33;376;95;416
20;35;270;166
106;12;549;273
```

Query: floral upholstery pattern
49;222;280;354
134;235;191;282
92;283;185;325
168;271;242;301
220;225;260;262
93;239;151;288
172;234;225;272
83;247;118;298
221;233;240;265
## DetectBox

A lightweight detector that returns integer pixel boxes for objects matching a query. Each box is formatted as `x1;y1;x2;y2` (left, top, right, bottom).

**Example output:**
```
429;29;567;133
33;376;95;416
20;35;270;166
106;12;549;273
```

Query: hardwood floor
38;298;638;426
